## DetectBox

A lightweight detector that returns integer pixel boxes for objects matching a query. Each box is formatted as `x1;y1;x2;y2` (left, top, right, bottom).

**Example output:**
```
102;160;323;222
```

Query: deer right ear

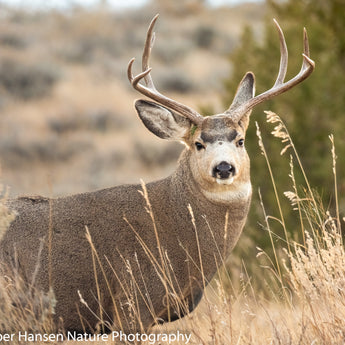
135;100;192;141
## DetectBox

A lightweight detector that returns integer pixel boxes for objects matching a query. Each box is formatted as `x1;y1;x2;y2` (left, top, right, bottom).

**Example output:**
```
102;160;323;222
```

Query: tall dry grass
0;110;344;344
0;185;56;343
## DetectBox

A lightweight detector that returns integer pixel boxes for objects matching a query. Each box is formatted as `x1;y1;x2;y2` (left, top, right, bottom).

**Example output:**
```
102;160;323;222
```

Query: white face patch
202;181;252;204
216;177;234;185
206;141;240;180
189;115;250;205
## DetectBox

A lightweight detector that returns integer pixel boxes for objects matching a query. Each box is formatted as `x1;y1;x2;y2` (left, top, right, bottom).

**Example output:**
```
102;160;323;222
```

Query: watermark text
0;330;192;344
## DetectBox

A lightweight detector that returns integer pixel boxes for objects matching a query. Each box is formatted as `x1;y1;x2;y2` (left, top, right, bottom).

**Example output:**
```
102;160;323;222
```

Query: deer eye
237;139;244;147
195;142;205;151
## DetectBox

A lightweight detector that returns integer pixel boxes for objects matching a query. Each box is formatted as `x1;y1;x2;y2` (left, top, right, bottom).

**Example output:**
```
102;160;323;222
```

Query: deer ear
135;100;191;140
229;72;255;111
228;72;255;130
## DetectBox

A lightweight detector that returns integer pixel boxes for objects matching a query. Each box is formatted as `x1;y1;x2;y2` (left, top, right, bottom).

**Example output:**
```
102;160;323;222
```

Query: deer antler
229;19;315;121
128;14;204;126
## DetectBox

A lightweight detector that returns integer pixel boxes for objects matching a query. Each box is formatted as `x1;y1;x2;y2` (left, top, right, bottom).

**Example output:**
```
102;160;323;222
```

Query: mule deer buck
0;15;314;333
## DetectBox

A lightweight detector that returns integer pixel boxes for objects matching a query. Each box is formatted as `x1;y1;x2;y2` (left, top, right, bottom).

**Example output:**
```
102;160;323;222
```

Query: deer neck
168;148;251;261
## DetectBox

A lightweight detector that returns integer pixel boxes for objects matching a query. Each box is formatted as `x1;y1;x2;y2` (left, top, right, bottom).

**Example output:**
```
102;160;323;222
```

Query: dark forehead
200;116;240;143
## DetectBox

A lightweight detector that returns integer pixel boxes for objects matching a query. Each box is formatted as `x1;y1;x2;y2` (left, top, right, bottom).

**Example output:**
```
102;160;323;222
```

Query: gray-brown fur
1;143;250;333
0;16;314;334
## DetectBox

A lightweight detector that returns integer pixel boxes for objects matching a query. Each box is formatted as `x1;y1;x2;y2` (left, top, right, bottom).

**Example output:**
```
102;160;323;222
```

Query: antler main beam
128;14;204;126
230;19;315;120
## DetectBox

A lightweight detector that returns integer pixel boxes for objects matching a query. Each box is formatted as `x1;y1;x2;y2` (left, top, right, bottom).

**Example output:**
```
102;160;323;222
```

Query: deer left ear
227;72;255;130
230;72;255;110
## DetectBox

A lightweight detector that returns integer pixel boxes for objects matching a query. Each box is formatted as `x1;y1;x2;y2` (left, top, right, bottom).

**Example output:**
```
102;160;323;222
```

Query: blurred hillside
0;2;266;197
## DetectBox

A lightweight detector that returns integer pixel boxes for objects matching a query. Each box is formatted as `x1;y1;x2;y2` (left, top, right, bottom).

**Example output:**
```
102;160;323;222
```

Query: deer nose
212;161;236;179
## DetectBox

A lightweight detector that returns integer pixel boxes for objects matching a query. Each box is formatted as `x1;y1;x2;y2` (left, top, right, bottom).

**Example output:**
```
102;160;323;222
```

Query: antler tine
303;27;310;58
127;15;204;126
273;19;288;86
232;20;315;119
142;14;158;90
301;27;315;72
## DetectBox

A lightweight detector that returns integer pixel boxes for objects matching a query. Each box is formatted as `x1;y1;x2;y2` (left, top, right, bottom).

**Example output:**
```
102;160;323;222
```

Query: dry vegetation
1;2;344;345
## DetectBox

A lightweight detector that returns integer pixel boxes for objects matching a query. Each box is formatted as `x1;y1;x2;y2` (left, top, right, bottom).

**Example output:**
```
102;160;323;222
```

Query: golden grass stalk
1;185;56;342
255;121;289;284
265;111;324;236
0;185;16;242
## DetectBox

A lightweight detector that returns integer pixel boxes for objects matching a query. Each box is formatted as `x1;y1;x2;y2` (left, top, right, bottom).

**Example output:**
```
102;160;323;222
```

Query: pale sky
0;0;259;10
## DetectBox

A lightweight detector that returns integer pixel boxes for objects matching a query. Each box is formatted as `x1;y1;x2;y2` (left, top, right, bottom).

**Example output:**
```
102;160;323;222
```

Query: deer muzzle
212;161;236;180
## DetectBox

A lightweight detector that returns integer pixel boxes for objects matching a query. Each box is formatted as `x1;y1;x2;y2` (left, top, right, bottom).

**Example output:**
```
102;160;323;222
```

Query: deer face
190;115;249;188
135;100;252;203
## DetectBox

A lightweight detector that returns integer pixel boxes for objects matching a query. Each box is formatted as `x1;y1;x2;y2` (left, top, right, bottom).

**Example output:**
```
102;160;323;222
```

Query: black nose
212;161;236;179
